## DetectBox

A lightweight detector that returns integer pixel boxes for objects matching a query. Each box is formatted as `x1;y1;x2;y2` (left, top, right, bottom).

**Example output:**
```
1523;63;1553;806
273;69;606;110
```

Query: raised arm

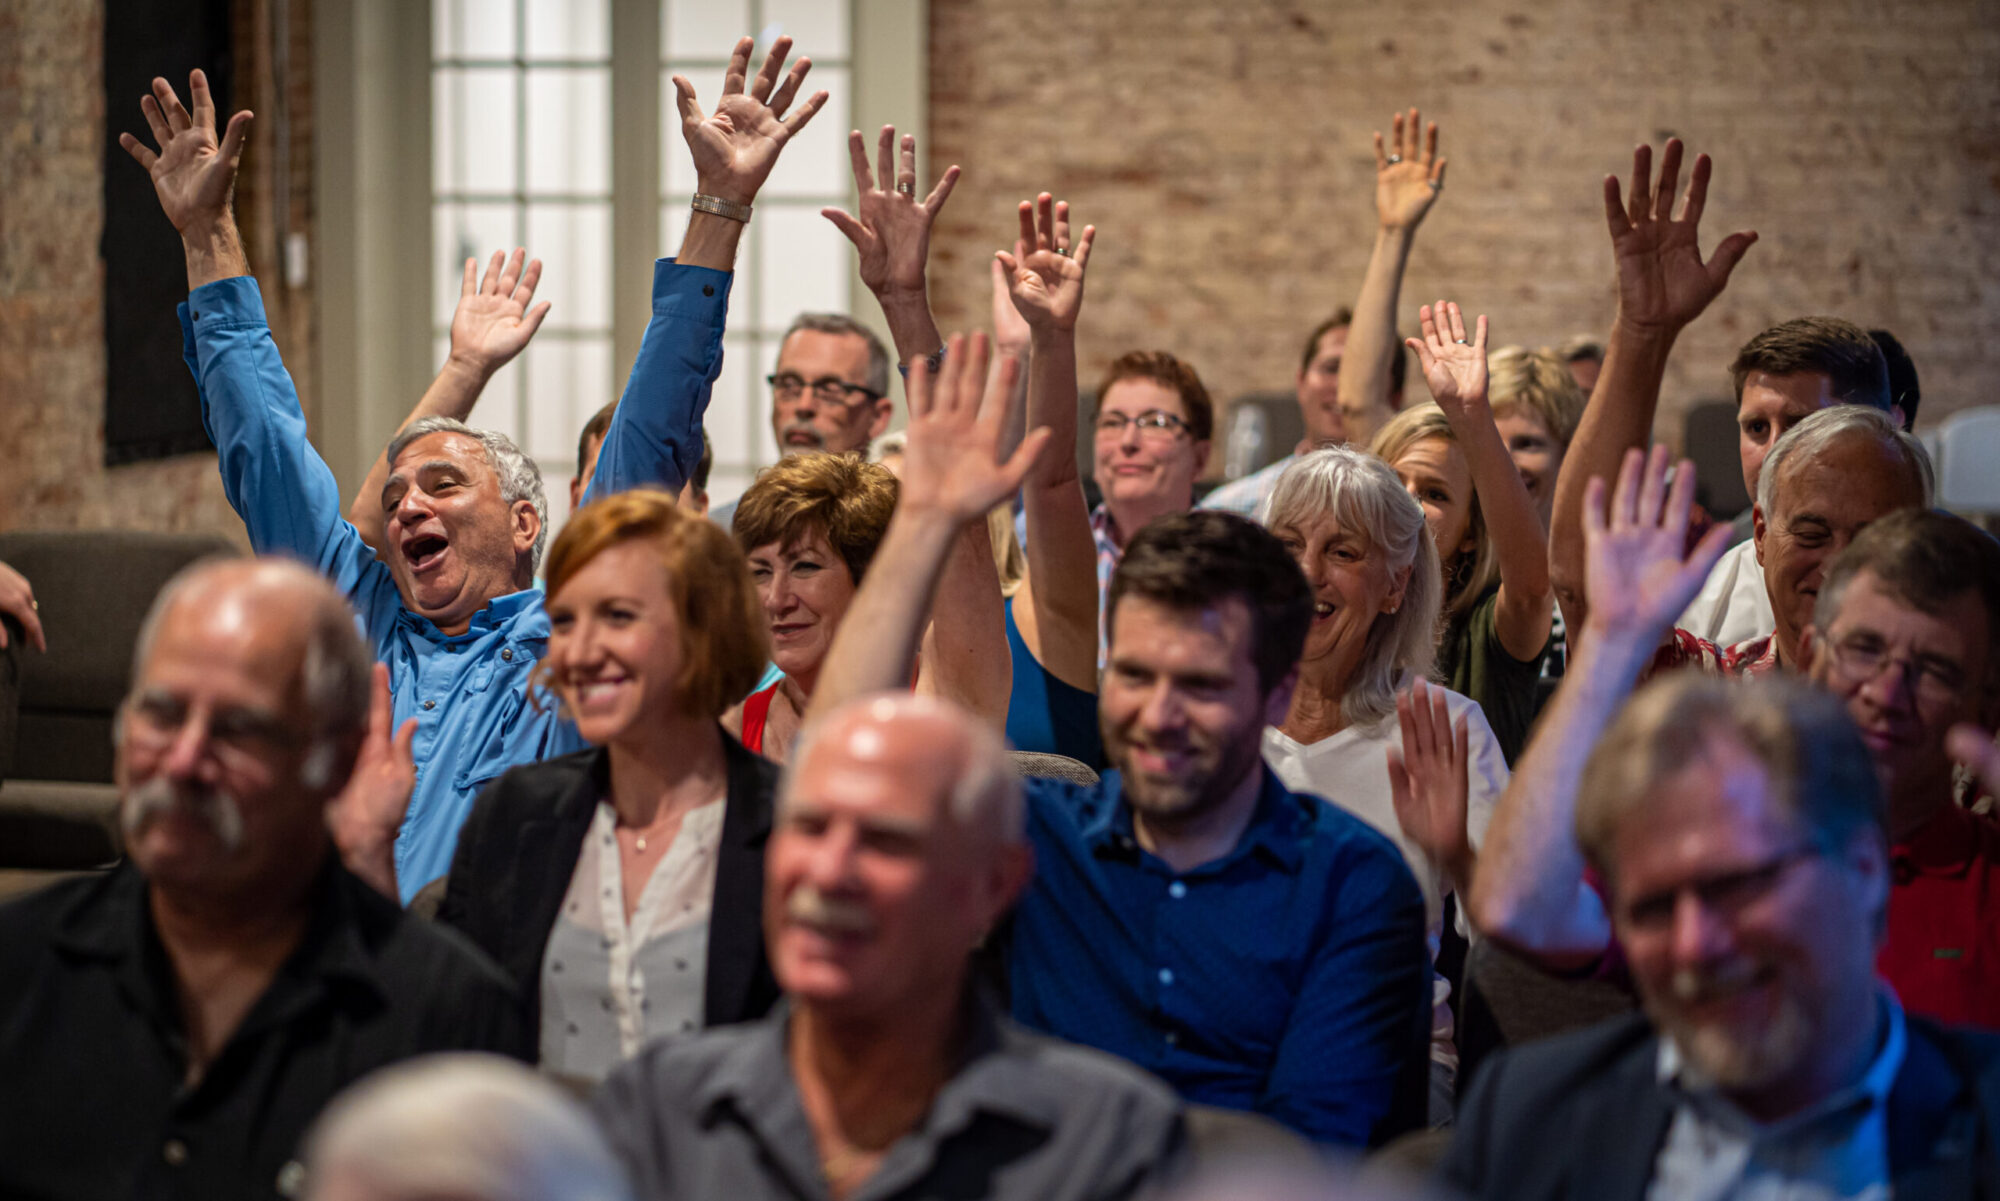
1410;303;1552;660
1388;677;1474;896
118;68;252;289
823;126;958;365
997;195;1100;691
593;37;827;501
346;249;550;553
1548;140;1756;635
809;335;1050;719
1337;109;1446;447
1471;446;1731;967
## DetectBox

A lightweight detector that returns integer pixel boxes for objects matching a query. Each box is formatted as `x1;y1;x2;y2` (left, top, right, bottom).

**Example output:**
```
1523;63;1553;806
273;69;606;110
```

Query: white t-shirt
1262;685;1509;1070
1677;539;1775;649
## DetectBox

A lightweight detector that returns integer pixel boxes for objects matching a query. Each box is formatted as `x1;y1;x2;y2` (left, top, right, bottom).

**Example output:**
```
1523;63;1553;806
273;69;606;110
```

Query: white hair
304;1054;632;1201
785;693;1025;846
1261;446;1442;727
387;416;550;572
1755;405;1934;520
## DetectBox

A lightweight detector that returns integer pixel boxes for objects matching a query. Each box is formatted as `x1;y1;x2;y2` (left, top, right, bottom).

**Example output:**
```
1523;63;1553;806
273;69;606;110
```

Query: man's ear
868;397;894;440
1752;503;1768;567
1262;665;1299;728
1190;439;1212;478
512;499;542;559
568;475;585;510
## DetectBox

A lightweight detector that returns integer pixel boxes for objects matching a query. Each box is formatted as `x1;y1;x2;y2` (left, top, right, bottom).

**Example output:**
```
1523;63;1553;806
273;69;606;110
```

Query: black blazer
435;729;783;1038
1439;1011;2000;1201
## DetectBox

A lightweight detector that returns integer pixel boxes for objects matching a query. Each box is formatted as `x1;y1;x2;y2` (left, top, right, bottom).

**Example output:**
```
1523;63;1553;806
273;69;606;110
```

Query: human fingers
1072;224;1097;271
1662;457;1699;542
1636;443;1672;527
670;75;703;129
767;55;809;118
1583;473;1610;543
1706;230;1759;288
1052;199;1072;253
1602;174;1632;240
1610;445;1646;529
1626;144;1653;226
1424;119;1439;166
497;247;525;297
874;125;895;193
780;89;828;138
1373;130;1388;172
720;38;752;96
822;207;870;247
513;257;543;305
189;66;217;132
1444;300;1467;345
139;91;173;148
1681;152;1713;227
1652;138;1684;224
118;131;159;172
1016;200;1037;254
747;36;792;103
896;132;918;196
1417;302;1441;347
1035;193;1056;252
923;164;961;213
216;110;254;170
1472;312;1489;352
153;76;192;134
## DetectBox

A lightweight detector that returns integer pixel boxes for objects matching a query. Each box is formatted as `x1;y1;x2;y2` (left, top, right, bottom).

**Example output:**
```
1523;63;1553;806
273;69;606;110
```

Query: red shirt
1879;801;2000;1029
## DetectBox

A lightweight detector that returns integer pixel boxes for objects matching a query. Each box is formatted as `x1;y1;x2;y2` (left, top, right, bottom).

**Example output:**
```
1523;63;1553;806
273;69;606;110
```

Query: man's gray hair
781;312;891;399
386;416;550;572
126;559;372;791
1755;405;1934;521
1261;446;1442;727
304;1053;633;1201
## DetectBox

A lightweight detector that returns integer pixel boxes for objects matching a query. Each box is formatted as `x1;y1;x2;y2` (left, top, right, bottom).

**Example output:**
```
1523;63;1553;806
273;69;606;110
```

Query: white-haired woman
1260;444;1509;1114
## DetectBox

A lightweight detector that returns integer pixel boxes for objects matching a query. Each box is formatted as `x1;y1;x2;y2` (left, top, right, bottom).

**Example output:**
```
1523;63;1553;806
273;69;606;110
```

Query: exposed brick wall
0;0;314;540
924;0;2000;466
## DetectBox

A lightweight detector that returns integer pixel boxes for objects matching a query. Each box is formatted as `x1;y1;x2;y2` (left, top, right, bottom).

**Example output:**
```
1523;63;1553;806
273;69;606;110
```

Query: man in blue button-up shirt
809;335;1432;1148
119;44;828;899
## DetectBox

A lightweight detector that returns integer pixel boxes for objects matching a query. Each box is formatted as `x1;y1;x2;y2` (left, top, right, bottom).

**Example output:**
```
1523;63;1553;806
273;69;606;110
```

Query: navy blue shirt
1009;767;1430;1147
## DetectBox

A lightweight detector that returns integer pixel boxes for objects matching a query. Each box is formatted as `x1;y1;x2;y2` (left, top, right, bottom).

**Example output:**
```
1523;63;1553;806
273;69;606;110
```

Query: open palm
449;249;550;373
900;334;1050;523
1583;446;1733;639
117;69;251;235
998;193;1094;332
672;37;827;205
1408;301;1489;417
1605;140;1757;334
1374;107;1446;231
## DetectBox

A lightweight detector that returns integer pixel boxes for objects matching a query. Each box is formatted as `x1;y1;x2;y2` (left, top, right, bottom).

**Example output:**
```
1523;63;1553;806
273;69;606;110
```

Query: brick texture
924;0;2000;463
0;0;314;541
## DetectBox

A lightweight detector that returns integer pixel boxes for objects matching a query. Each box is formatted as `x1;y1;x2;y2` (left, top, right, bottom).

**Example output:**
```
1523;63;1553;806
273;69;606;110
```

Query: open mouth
403;532;450;573
572;679;628;709
1314;601;1337;619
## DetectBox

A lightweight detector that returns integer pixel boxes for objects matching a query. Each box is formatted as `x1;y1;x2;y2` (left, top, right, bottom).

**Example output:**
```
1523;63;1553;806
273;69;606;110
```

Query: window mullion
610;0;662;379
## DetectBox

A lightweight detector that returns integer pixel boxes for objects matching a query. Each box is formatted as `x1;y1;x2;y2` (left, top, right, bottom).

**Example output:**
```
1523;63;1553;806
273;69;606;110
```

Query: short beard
122;776;246;855
1647;964;1814;1091
1105;713;1266;834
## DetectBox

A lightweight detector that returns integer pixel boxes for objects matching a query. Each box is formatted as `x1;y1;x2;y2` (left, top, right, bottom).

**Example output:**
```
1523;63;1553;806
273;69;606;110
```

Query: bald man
0;559;525;1201
594;694;1185;1201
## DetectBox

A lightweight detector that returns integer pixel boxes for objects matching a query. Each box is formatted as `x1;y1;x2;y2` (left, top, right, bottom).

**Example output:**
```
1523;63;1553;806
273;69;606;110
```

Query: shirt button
423;700;436;710
702;285;715;297
162;1139;189;1166
1158;968;1174;986
1168;881;1187;899
1164;1031;1180;1047
502;647;514;661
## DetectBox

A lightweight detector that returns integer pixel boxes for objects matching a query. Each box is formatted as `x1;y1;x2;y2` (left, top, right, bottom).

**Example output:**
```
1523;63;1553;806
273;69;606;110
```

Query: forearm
1020;331;1100;687
588;260;730;502
347;357;494;551
1468;630;1652;961
1339;225;1416;447
1548;320;1677;630
809;509;960;720
183;216;251;290
674;210;746;272
919;518;1012;729
1449;403;1554;655
875;290;944;366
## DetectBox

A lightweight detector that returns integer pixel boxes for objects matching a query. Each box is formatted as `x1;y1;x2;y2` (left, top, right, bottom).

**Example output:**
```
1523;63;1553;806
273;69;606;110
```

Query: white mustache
779;422;825;449
122;776;246;853
1671;959;1761;1004
786;883;875;936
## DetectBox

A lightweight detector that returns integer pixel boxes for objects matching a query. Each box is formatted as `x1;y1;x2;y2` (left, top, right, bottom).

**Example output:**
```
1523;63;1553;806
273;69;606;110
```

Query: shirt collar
396;585;545;639
1086;767;1308;875
1894;800;1987;877
1658;988;1906;1136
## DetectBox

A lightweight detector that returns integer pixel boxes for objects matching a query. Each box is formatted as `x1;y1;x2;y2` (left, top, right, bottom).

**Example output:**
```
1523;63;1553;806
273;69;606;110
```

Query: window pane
526;68;610;195
663;0;749;59
759;67;848;200
525;0;609;60
525;203;612;330
754;336;785;465
525;338;614;466
660;70;695;196
757;204;848;331
434;68;519;194
474;347;526;448
433;202;521;328
764;0;848;59
706;335;759;482
434;0;516;60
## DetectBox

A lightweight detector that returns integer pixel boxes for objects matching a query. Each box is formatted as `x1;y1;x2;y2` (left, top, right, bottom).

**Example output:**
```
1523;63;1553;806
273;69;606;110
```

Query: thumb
1707;230;1758;286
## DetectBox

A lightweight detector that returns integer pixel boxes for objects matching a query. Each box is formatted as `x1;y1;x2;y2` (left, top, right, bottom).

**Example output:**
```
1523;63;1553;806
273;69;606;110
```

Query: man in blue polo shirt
810;334;1432;1148
118;41;826;899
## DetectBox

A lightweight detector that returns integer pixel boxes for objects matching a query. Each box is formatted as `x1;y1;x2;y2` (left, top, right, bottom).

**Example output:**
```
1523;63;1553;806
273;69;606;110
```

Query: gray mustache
786;883;875;935
122;776;247;853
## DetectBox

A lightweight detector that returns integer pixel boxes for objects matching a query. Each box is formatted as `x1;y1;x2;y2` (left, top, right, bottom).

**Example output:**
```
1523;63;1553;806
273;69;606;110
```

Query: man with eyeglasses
1441;668;2000;1198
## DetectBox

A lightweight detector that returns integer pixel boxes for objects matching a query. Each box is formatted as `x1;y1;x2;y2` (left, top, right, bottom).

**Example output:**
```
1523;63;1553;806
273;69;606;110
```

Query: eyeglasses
1824;631;1968;706
767;372;882;407
123;690;304;766
1618;843;1820;933
1095;410;1191;440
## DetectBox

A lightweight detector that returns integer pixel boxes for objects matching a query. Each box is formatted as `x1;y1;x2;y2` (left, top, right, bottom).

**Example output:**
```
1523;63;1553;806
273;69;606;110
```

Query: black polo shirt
0;859;529;1201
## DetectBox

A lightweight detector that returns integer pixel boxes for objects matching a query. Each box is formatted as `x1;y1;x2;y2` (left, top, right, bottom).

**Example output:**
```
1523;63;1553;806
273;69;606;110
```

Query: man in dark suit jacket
1441;672;2000;1198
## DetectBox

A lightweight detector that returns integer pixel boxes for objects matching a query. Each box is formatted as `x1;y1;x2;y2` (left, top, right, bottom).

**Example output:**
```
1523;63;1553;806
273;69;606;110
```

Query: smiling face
383;432;539;636
1295;325;1350;448
770;329;888;456
1494;406;1564;529
1092;378;1210;524
1755;435;1928;666
1271;510;1410;677
1611;736;1885;1105
747;527;858;685
1100;594;1287;826
1737;371;1840;501
1392;437;1477;566
1806;571;1991;829
545;539;689;747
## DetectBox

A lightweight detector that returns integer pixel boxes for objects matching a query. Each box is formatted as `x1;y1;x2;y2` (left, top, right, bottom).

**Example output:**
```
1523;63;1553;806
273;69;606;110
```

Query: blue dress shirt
179;259;729;899
1009;767;1430;1147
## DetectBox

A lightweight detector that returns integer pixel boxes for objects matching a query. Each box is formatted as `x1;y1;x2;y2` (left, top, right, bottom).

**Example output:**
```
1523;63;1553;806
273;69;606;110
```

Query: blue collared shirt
180;259;729;899
1008;767;1430;1147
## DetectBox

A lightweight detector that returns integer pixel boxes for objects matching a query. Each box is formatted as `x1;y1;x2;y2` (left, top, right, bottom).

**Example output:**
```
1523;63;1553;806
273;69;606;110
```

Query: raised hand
1604;139;1757;336
671;36;828;207
0;560;44;653
995;193;1096;333
1374;107;1446;232
1582;445;1734;641
117;69;252;237
989;258;1031;356
1407;300;1489;418
1388;678;1473;885
448;249;551;377
822;126;959;304
899;333;1052;524
1947;726;2000;802
327;663;418;899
